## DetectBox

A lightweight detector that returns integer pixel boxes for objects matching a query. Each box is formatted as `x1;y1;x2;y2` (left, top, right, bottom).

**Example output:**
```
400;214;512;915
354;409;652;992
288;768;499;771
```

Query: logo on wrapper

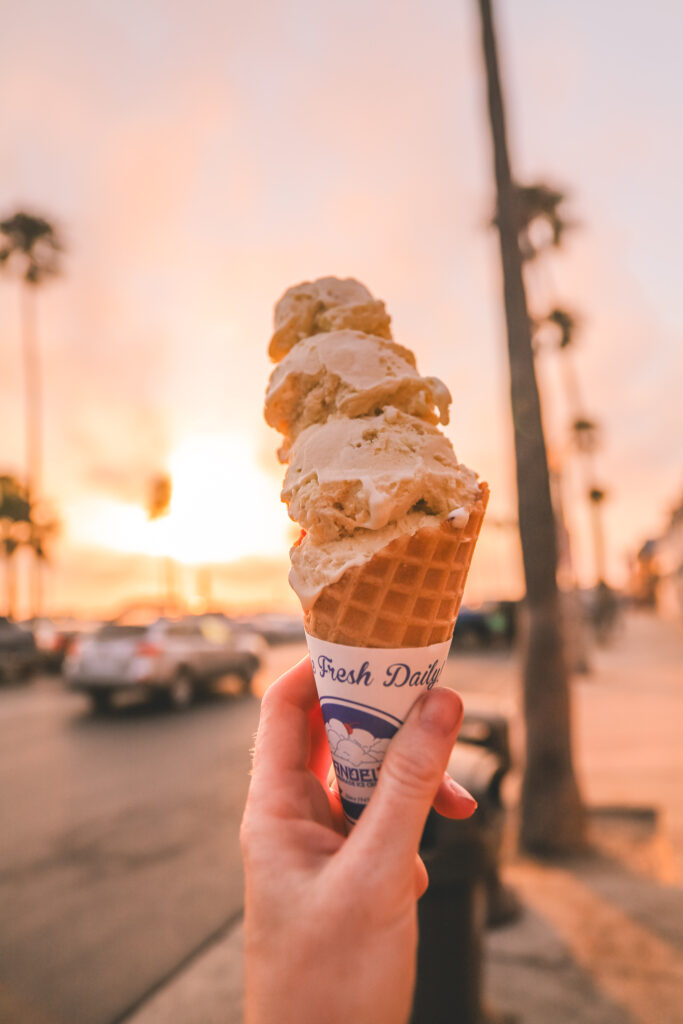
306;633;453;825
320;697;400;823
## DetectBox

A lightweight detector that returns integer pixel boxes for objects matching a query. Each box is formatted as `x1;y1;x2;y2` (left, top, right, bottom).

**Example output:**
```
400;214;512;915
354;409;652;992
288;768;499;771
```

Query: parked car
26;617;93;672
450;601;518;652
237;612;306;646
0;617;40;683
64;614;264;713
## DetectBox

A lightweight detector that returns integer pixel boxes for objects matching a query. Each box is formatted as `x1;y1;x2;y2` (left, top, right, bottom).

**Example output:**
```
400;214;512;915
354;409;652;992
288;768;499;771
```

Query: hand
241;657;477;1024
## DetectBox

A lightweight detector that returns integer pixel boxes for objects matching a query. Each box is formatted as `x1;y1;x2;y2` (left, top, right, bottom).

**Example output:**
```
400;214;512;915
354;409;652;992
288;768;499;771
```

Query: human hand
241;657;477;1024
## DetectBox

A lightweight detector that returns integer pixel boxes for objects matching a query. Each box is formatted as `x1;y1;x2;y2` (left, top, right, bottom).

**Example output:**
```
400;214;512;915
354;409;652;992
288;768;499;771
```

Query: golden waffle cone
305;482;489;648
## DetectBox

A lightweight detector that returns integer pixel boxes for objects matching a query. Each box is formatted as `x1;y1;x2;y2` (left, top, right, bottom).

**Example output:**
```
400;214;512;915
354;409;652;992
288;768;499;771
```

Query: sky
1;0;682;618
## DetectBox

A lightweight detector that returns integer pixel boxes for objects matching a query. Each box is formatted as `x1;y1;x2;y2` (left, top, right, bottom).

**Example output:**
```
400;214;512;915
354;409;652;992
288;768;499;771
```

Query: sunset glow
2;0;682;617
68;435;289;566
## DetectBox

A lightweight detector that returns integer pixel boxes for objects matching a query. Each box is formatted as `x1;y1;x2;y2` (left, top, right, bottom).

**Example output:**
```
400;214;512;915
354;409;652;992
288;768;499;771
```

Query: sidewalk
127;612;683;1024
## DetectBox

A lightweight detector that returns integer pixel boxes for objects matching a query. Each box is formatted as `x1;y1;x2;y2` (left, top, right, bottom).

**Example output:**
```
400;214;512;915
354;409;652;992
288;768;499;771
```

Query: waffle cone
305;482;489;648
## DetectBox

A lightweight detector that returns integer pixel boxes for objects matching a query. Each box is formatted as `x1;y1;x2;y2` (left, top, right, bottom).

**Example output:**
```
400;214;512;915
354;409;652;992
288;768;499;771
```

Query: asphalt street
6;615;679;1024
0;663;269;1024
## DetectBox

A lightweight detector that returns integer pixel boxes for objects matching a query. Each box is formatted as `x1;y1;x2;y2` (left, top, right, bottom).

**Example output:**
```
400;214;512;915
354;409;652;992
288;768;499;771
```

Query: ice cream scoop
269;276;392;362
265;275;485;618
282;406;480;544
265;329;451;460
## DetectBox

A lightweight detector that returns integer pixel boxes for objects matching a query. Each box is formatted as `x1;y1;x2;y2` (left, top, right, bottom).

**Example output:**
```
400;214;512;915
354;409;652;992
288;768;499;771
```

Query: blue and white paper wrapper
306;632;452;825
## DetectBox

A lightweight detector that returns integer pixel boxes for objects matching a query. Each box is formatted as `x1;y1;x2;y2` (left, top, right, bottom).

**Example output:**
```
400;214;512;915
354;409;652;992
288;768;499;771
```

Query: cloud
326;719;390;767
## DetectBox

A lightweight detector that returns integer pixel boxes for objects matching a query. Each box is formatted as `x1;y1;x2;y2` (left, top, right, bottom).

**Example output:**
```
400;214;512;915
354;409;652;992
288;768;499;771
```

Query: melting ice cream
264;276;483;610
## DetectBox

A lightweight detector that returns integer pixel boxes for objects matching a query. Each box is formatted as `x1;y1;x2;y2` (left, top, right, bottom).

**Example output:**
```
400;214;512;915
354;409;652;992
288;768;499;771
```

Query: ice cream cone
264;277;489;824
305;483;489;648
304;484;488;825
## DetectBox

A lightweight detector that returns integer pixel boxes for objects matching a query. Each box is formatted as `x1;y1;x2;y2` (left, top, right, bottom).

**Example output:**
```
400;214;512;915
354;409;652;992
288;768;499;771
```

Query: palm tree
516;184;577;261
0;212;63;493
494;185;576;263
477;0;585;853
533;310;589;656
0;476;59;620
28;502;60;605
538;308;610;588
147;473;177;609
588;487;607;583
546;307;575;347
572;416;599;454
0;475;31;619
543;307;584;415
0;211;63;616
572;419;610;585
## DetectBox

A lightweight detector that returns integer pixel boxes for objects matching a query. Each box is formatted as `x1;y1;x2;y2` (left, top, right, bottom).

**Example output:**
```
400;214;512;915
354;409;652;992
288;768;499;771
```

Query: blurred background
1;2;681;1023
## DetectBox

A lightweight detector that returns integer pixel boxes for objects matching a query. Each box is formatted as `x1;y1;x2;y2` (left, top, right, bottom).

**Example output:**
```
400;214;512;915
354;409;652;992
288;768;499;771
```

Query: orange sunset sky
2;0;682;618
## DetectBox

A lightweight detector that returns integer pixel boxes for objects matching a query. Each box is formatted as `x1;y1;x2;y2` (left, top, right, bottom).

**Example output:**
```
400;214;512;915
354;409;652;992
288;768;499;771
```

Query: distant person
240;658;477;1024
592;579;619;644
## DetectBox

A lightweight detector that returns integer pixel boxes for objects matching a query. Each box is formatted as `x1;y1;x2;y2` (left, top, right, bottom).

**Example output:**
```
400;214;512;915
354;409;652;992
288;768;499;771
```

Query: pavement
124;611;683;1024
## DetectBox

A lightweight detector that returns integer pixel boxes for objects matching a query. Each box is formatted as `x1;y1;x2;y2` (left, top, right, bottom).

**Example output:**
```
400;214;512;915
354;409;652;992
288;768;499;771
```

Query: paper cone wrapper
306;632;452;825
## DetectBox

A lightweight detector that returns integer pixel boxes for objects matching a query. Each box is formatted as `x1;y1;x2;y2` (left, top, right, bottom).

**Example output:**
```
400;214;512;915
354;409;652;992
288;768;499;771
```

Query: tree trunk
477;0;585;852
589;498;607;583
22;282;43;619
22;282;42;497
5;553;17;621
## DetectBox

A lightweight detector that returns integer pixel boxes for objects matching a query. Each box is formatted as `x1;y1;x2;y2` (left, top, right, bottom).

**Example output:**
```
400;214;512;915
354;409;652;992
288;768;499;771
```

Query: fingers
307;702;332;782
326;768;475;819
349;688;464;871
415;854;429;899
432;773;478;819
250;658;318;788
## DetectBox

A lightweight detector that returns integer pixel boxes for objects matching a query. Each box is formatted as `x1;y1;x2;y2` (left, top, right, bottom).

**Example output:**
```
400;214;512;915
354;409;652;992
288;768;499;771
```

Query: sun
160;434;288;563
69;433;290;564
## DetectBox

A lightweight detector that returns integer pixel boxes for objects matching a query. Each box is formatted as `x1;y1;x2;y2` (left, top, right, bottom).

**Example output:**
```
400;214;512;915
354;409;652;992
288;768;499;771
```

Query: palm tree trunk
590;499;607;583
477;0;585;852
560;349;610;585
21;281;43;619
22;282;42;496
6;553;17;620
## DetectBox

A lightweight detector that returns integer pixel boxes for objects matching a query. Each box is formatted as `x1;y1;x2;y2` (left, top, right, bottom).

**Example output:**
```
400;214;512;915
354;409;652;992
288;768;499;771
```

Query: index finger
250;657;318;790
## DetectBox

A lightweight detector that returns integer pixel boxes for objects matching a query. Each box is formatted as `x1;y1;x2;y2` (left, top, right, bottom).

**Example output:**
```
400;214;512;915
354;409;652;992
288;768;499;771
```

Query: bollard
459;710;512;773
410;715;511;1024
459;712;518;927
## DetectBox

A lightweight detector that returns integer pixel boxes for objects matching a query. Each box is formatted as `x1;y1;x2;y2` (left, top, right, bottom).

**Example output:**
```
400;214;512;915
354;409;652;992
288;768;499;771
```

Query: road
0;647;300;1024
3;613;680;1024
0;637;518;1024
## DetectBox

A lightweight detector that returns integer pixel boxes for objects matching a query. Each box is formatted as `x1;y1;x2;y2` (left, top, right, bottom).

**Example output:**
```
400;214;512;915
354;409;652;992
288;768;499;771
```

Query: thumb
350;687;464;869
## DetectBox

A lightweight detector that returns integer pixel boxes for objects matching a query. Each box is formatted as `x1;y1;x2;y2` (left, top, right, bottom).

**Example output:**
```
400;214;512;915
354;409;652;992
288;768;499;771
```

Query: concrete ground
127;612;683;1024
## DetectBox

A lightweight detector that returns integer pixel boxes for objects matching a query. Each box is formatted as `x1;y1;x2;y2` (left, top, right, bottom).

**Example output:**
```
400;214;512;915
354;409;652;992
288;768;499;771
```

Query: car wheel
165;670;194;711
89;690;112;714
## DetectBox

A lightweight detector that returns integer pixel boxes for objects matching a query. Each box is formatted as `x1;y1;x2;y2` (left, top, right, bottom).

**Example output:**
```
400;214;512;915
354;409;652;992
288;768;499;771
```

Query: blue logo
320;696;402;822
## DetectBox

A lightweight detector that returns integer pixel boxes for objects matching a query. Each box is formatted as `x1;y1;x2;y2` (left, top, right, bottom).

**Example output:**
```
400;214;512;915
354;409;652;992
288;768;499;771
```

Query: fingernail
448;777;478;808
419;688;462;735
